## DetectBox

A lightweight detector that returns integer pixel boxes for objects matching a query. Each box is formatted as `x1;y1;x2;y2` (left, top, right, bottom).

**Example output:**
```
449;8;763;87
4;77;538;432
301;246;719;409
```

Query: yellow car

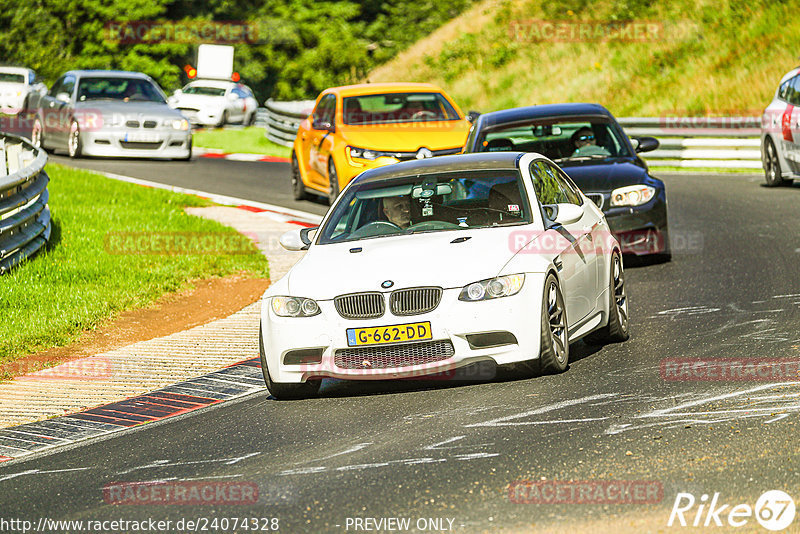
292;83;472;204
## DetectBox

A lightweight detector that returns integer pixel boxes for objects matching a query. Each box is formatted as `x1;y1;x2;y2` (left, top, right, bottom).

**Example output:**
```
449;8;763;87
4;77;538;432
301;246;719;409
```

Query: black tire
259;326;321;400
31;116;44;149
67;120;82;158
539;274;569;374
764;138;791;187
327;158;340;205
585;252;630;345
291;151;308;200
217;110;228;128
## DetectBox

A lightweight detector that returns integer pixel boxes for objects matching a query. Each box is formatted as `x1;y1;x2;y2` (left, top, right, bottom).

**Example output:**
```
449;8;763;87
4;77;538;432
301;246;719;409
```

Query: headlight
348;146;399;161
169;119;190;131
610;185;656;207
271;296;321;317
459;274;525;301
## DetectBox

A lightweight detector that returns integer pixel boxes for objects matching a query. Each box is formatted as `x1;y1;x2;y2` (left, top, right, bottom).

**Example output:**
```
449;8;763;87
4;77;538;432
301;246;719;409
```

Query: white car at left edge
259;152;630;399
0;66;47;114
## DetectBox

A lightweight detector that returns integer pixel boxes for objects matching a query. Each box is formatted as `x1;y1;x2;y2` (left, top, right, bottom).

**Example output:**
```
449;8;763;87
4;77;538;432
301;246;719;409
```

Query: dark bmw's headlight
459;274;525;301
271;296;321;317
610;185;656;207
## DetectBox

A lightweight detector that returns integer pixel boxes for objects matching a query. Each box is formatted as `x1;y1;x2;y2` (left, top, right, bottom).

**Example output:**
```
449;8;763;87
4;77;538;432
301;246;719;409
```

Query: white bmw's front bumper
80;128;191;159
260;277;546;384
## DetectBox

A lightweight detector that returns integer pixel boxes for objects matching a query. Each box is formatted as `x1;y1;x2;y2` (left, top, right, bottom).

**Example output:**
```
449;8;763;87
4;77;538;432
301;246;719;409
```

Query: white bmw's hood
171;94;225;110
284;226;546;300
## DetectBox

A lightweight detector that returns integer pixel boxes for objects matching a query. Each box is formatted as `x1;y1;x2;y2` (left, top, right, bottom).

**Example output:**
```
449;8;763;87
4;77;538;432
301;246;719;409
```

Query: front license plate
346;321;432;347
124;132;162;143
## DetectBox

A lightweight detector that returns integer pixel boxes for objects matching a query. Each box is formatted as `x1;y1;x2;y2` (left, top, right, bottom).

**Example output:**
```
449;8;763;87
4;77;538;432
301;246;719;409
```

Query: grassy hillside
368;0;799;116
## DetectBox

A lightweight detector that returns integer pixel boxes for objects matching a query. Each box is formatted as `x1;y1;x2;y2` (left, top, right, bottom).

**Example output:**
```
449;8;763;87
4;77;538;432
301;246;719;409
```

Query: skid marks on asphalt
650;295;800;345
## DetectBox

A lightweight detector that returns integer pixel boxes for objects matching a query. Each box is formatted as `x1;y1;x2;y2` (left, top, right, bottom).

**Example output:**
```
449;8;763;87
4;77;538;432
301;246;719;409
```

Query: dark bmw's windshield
77;77;166;103
475;119;632;162
318;170;531;245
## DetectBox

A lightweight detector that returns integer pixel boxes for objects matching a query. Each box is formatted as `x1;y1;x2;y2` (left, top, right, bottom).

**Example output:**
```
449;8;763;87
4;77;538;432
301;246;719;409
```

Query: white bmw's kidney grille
334;340;454;369
334;292;385;319
390;287;442;316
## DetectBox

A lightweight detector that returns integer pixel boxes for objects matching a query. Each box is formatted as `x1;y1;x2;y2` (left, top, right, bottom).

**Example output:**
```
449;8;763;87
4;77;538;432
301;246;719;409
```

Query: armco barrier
263;99;315;148
262;101;763;170
0;133;51;274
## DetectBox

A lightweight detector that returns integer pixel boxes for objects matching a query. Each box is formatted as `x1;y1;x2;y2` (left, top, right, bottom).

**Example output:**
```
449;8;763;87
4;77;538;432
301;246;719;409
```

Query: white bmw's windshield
318;170;531;245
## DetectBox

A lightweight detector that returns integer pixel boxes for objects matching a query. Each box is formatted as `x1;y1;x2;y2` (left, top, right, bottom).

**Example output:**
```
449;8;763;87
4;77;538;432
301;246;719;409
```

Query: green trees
0;0;474;101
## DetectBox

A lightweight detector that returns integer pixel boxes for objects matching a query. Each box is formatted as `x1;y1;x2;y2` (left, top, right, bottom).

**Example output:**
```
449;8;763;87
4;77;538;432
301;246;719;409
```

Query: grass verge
0;163;268;364
193;127;292;158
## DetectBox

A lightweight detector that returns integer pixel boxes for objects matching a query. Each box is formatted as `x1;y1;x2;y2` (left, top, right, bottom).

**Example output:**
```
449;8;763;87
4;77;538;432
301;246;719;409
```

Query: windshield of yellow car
342;92;461;125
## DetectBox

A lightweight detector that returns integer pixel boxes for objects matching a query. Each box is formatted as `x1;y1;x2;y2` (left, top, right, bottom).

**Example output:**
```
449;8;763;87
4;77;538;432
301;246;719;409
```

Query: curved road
3;157;800;532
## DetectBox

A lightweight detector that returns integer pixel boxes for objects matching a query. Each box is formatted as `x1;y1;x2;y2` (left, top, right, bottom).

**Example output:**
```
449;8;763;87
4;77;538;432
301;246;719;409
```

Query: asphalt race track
3;157;800;532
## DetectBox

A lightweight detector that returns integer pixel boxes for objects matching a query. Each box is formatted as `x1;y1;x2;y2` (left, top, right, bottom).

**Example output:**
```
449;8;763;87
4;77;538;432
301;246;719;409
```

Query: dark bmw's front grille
390;287;442;316
334;292;385;319
586;193;604;210
334;340;454;369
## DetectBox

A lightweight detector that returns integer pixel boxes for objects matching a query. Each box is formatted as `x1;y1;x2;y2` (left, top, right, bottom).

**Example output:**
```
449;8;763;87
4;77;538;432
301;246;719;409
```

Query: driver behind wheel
382;196;412;228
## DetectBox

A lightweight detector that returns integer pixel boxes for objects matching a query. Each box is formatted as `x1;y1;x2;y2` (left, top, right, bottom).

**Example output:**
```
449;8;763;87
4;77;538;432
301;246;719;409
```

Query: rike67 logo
668;490;796;531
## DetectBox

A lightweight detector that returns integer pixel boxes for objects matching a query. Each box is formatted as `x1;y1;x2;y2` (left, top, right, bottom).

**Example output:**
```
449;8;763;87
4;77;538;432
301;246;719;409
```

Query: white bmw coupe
260;152;629;399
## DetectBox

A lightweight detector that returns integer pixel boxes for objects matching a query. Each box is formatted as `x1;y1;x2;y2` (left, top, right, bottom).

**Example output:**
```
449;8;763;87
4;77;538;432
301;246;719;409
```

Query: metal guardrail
263;99;315;148
262;101;763;169
617;117;762;169
0;134;51;274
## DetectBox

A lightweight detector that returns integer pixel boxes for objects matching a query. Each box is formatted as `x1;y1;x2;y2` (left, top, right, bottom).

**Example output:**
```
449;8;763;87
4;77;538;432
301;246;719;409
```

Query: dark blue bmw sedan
464;103;670;259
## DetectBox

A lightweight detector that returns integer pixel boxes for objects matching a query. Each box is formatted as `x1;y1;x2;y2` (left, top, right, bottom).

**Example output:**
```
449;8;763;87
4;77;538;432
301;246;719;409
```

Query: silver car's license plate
124;132;161;143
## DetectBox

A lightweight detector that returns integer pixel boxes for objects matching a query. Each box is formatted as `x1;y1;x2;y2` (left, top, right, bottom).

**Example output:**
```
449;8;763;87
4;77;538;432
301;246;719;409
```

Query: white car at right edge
259;152;630;399
762;67;800;187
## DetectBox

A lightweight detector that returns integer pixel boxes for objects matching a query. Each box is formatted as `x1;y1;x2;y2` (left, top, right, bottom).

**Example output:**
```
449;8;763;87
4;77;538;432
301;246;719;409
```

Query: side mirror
633;136;659;153
312;120;334;132
227;92;238;101
543;203;583;225
173;89;183;96
55;92;70;103
279;226;318;251
467;111;481;123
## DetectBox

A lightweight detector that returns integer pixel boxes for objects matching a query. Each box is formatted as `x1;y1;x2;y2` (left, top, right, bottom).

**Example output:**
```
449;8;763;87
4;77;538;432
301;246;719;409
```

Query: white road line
99;171;322;224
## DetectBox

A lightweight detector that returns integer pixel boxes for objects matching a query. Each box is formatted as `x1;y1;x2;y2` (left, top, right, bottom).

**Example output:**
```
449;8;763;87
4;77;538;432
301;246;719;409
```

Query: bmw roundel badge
381;280;394;289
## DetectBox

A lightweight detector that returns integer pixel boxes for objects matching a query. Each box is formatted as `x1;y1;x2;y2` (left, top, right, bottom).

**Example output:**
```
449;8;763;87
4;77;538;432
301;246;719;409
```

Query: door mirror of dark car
633;136;659;153
55;92;70;103
312;120;334;132
467;111;481;123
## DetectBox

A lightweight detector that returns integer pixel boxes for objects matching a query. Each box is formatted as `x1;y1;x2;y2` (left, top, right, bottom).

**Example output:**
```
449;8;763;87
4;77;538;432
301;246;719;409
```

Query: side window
311;94;336;127
790;76;800;106
49;76;65;96
778;80;791;102
529;161;568;205
545;162;583;206
61;75;76;99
